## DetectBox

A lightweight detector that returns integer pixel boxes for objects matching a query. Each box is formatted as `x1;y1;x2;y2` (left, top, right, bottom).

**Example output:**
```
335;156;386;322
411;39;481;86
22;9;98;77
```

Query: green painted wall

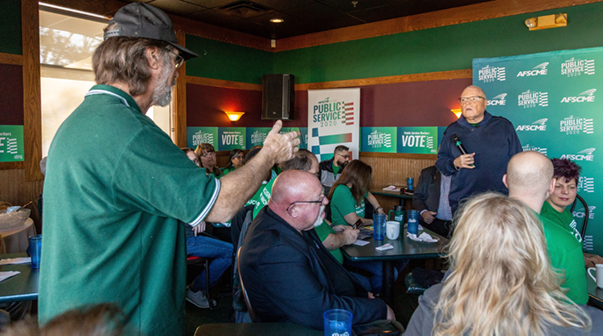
186;35;272;84
0;0;22;55
274;2;603;84
186;2;603;85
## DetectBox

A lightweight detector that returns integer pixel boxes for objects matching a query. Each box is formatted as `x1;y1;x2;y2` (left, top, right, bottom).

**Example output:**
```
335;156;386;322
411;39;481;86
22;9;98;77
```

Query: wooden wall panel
359;154;436;211
22;0;42;181
174;30;188;148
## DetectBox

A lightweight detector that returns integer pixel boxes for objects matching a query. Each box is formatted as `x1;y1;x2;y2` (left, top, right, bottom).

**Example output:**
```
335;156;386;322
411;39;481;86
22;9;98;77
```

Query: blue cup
373;213;386;241
27;234;42;269
407;177;414;191
407;210;419;235
323;309;353;336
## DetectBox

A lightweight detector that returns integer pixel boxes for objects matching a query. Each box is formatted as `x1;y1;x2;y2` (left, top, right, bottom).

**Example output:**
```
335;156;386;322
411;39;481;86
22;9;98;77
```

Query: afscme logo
517;62;549;77
516;118;547;131
560;148;595;161
487;93;507;106
560;88;596;103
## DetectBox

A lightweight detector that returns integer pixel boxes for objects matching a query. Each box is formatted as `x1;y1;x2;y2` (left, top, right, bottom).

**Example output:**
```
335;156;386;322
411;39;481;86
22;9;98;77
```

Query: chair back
237;247;257;322
570;194;589;240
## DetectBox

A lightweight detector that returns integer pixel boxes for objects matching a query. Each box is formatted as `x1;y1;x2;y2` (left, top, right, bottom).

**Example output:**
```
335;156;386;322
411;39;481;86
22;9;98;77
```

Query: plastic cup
373;213;386;241
27;234;42;269
407;177;414;191
407;210;419;235
323;309;353;336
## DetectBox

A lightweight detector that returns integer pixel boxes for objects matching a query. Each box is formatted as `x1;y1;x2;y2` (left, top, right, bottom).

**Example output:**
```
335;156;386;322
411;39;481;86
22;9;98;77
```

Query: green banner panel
0;125;24;162
246;127;271;149
474;46;603;255
187;127;218;149
218;127;245;151
361;127;397;153
397;127;438;154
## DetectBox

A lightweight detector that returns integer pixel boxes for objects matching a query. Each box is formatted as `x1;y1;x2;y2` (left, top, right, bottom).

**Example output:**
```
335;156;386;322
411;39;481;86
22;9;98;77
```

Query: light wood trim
0;53;23;66
276;0;603;51
0;162;24;170
174;30;188;148
186;76;262;91
296;69;472;90
360;152;437;160
22;0;43;181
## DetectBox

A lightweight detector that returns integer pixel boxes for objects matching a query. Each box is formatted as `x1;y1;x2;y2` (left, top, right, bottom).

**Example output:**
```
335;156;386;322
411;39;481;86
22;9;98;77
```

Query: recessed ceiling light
270;18;284;23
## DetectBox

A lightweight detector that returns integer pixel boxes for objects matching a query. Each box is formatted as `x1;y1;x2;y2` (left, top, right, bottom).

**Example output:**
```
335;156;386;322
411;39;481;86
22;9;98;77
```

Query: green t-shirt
540;201;582;243
537;213;588;305
39;85;220;335
332;165;341;176
314;221;344;264
252;178;275;219
330;185;365;226
222;166;235;176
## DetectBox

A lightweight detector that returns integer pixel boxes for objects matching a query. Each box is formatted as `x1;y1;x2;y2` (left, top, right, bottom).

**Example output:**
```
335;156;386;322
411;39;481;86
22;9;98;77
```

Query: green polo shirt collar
86;84;142;114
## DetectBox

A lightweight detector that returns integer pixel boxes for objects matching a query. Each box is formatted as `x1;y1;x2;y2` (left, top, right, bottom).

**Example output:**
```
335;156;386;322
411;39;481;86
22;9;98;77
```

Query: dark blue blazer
240;207;387;329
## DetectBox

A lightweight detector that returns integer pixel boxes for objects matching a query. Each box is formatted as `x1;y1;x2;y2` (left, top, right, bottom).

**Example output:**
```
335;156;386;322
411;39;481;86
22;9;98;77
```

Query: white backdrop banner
308;88;360;162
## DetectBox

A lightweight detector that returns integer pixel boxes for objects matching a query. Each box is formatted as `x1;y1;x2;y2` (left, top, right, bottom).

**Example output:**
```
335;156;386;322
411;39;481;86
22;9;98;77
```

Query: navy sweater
435;111;522;210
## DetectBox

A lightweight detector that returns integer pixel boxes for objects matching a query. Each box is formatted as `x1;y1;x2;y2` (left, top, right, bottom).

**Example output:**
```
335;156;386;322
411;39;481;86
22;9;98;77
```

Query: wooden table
370;188;413;209
587;271;603;309
194;322;323;335
0;253;38;303
342;228;447;304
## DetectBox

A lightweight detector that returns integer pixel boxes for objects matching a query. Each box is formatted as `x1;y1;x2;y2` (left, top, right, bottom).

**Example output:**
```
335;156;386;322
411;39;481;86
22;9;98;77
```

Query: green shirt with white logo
330;185;365;226
540;201;583;243
537;213;588;305
39;85;220;335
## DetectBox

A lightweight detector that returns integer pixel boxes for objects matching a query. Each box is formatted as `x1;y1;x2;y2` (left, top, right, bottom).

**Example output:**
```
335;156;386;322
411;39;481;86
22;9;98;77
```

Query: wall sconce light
450;109;462;119
525;13;567;31
224;111;245;121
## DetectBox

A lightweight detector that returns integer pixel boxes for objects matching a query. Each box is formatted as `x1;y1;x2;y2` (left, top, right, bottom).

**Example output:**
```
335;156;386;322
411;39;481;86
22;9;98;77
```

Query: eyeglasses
202;151;216;157
286;195;326;212
167;49;184;69
234;155;244;160
338;154;351;159
192;158;200;166
458;96;485;104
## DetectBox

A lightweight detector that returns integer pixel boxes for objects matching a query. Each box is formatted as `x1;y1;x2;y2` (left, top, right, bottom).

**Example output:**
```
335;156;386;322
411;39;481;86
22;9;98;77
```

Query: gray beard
313;205;325;227
153;61;174;107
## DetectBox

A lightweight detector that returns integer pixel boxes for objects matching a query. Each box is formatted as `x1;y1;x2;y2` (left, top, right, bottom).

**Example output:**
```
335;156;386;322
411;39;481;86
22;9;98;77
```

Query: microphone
451;134;468;155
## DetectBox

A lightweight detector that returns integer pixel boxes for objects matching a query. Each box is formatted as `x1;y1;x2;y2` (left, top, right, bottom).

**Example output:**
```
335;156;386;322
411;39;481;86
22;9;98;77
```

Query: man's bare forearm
205;150;275;223
322;233;347;250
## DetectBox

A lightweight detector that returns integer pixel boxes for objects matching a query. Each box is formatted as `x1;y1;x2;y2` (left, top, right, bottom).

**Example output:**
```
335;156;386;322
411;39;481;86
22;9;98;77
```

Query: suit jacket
412;166;441;213
240;207;387;329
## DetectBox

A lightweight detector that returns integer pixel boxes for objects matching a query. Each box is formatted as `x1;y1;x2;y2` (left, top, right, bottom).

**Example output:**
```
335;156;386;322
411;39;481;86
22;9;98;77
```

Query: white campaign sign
308;89;360;162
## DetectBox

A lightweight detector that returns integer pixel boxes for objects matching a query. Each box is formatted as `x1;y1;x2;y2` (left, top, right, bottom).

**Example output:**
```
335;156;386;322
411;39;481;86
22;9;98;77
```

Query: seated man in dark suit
412;165;453;238
239;170;394;329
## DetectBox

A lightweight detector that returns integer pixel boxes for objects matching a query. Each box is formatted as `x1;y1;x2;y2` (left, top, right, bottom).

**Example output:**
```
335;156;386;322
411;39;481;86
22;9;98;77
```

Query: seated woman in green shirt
328;160;385;226
327;160;406;294
222;149;245;176
540;158;603;267
195;143;223;178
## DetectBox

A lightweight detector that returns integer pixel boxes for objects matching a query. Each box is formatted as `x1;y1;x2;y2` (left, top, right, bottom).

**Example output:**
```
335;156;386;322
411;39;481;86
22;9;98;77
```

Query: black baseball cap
104;2;198;60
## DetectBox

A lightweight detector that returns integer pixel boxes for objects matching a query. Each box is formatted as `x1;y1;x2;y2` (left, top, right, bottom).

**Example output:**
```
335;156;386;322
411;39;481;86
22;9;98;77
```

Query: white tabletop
0;218;35;254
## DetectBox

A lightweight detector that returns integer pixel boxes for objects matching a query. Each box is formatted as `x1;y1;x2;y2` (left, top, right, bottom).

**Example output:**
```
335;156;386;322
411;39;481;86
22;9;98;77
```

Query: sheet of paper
375;244;394;251
353;240;370;246
0;257;31;265
0;271;20;283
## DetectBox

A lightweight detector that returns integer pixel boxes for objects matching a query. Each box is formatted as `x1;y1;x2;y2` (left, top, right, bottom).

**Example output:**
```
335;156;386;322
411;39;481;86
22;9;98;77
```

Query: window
39;8;173;157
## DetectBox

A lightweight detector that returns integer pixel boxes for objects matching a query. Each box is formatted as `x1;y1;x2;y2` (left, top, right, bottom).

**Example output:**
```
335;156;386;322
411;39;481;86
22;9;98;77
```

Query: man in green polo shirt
504;151;588;304
38;3;299;335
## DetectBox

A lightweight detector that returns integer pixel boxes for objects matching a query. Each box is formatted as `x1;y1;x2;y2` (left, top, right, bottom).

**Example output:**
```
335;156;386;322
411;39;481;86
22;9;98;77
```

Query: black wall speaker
262;74;295;120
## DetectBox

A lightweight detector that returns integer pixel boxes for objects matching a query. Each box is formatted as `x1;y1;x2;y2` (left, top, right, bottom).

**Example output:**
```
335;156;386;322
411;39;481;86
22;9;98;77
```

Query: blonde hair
433;192;591;336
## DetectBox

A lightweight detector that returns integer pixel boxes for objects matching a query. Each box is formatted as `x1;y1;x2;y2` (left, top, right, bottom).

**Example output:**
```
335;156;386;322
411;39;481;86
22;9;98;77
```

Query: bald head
269;170;327;232
505;151;554;212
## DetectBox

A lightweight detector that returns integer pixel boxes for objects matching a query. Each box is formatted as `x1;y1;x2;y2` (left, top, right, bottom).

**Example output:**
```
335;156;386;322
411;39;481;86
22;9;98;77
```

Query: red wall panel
0;64;24;125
